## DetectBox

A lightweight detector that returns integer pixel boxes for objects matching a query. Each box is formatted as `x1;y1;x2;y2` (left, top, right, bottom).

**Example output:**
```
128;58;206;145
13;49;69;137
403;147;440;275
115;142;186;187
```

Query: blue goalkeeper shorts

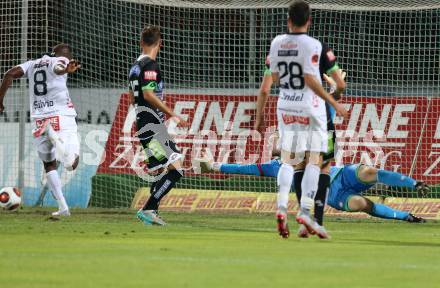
327;164;375;211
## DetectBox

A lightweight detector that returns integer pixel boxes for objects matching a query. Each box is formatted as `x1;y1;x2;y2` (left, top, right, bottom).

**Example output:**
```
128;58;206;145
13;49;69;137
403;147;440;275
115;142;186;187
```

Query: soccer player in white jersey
0;44;81;216
268;1;348;235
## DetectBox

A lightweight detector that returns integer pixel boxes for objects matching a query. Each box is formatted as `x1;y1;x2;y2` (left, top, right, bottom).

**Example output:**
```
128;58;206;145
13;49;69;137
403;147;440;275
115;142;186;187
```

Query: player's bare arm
271;72;280;85
254;74;272;131
128;90;135;105
142;89;189;127
328;69;346;100
0;66;25;112
304;73;348;118
323;69;346;100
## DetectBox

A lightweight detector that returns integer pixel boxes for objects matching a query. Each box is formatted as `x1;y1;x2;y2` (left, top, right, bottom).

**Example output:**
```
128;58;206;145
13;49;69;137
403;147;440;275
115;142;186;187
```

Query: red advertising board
333;96;428;178
412;98;440;183
97;93;439;184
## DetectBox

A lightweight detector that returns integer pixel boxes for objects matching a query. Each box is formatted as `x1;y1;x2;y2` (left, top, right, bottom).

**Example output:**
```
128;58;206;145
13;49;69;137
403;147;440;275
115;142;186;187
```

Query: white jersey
19;55;77;119
269;33;325;116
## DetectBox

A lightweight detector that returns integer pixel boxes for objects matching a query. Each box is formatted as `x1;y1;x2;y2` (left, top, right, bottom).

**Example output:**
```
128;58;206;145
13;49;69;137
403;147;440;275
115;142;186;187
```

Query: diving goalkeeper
198;156;428;238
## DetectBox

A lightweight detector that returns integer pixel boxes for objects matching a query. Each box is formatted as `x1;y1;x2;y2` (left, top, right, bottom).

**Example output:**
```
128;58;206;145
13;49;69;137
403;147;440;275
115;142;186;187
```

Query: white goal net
0;0;439;212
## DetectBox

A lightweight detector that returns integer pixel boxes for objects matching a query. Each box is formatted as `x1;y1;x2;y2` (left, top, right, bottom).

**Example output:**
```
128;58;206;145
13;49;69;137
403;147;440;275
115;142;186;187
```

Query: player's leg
293;162;305;204
292;163;310;238
43;160;70;216
275;150;300;238
314;129;336;226
330;165;425;222
296;115;330;239
36;116;80;171
34;134;70;216
275;124;306;238
296;151;328;237
34;163;49;207
142;160;183;208
346;195;424;222
299;122;326;215
296;167;330;238
59;128;80;171
314;162;331;226
297;142;321;215
56;117;80;171
296;129;334;237
137;135;184;226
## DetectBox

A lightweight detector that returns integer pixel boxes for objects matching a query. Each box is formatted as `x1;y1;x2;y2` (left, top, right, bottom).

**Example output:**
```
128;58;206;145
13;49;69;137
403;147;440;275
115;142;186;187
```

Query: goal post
1;0;439;216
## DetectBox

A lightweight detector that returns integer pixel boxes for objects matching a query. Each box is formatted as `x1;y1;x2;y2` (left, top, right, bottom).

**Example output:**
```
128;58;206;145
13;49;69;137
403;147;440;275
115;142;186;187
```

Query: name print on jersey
280;92;304;102
34;61;50;69
33;99;54;109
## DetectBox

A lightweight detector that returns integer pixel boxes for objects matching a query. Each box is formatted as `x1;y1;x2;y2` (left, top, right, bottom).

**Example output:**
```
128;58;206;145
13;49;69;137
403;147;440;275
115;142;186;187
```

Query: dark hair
52;43;72;58
288;1;311;27
141;26;161;46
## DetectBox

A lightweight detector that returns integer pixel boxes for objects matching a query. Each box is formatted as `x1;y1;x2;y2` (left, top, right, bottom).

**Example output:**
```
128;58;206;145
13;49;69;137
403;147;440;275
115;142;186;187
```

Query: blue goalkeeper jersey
330;164;375;195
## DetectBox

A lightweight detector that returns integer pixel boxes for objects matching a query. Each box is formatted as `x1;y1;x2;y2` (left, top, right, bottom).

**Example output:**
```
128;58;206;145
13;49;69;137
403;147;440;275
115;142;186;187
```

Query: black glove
415;181;429;197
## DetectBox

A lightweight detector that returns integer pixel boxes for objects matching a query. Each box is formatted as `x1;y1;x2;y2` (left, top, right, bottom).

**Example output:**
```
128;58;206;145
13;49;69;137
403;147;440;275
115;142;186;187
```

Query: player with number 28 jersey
269;32;328;153
268;1;347;239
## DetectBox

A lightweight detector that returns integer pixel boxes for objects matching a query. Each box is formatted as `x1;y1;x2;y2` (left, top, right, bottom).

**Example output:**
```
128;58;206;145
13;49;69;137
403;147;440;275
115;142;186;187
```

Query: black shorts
323;129;336;164
136;116;181;171
323;104;336;164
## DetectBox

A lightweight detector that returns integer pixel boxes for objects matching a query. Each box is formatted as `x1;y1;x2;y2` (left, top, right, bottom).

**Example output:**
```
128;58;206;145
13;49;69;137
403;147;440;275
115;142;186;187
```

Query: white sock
300;163;320;212
277;163;294;211
46;170;68;211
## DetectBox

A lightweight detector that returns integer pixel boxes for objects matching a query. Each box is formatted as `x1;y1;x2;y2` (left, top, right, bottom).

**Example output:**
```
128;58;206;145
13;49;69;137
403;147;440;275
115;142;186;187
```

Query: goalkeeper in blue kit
199;157;428;236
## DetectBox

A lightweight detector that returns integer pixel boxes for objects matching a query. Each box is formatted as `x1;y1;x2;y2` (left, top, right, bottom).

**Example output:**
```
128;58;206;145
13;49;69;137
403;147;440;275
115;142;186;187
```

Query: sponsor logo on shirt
281;42;297;49
35;116;60;131
311;54;319;65
282;114;310;125
144;70;158;80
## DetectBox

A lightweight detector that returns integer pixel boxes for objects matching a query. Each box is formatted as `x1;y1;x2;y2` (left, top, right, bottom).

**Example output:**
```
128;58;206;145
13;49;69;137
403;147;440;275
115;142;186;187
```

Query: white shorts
277;109;328;154
32;115;80;163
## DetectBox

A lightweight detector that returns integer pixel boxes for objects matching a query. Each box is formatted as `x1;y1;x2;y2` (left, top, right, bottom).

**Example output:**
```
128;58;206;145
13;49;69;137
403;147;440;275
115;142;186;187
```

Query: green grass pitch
1;209;439;288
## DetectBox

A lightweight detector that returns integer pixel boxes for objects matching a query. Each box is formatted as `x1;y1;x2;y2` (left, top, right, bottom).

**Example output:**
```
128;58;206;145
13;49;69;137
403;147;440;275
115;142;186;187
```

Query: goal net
1;0;439;215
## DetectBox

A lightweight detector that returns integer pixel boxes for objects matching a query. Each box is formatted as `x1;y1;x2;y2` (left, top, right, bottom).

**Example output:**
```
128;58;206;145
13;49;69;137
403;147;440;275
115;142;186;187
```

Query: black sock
294;170;304;205
147;181;157;211
149;181;157;195
143;169;183;211
314;173;330;226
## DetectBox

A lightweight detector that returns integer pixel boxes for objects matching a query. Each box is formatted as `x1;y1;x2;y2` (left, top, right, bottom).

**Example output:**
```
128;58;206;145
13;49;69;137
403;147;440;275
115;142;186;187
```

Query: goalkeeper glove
323;69;346;95
415;181;430;197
